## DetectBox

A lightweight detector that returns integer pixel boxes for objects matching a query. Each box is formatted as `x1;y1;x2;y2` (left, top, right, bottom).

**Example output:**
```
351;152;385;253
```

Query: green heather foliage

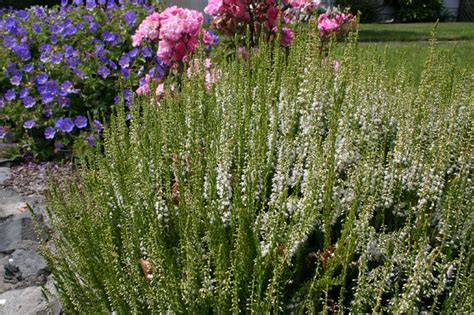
43;31;473;313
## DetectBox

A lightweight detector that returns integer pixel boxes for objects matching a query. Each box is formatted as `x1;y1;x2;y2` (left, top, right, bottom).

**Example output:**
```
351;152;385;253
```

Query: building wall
444;0;460;18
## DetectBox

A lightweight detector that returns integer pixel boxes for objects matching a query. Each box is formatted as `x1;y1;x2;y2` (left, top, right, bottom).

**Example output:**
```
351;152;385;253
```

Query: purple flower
37;73;49;85
61;80;78;94
62;26;77;37
128;48;139;58
41;94;55;104
86;0;96;9
61;0;68;7
0;127;6;139
120;68;130;78
32;23;42;33
5;89;16;101
23;63;34;72
63;44;75;57
50;24;62;34
13;44;31;61
123;89;133;101
118;54;130;68
93;119;103;132
149;64;166;80
123;10;136;27
10;72;23;86
107;0;118;9
40;44;52;54
52;52;63;64
97;66;110;78
34;7;46;17
73;69;86;79
102;31;117;42
43;106;53;117
17;10;28;20
89;22;100;33
23;120;36;129
19;88;29;98
66;57;79;69
34;6;46;17
46;80;60;94
3;36;17;49
83;14;94;23
74;0;84;6
58;96;71;107
23;96;36;108
108;60;117;70
75;115;88;128
55;117;74;133
0;97;5;107
84;134;96;146
44;127;56;139
141;47;153;58
6;63;18;74
51;34;58;44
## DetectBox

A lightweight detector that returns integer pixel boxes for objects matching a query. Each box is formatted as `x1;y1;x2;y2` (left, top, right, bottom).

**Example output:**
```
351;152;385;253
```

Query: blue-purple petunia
74;115;88;128
55;117;75;133
93;119;103;132
23;120;36;129
97;66;110;78
23;96;36;108
5;89;16;101
36;73;49;85
19;88;29;98
44;126;56;139
23;63;34;72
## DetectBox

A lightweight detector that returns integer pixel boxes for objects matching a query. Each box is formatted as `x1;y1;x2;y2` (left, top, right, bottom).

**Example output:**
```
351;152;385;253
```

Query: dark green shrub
335;0;379;22
396;0;447;22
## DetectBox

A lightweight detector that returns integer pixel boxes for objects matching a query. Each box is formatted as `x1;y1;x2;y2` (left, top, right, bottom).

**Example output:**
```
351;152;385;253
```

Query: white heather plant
42;30;473;313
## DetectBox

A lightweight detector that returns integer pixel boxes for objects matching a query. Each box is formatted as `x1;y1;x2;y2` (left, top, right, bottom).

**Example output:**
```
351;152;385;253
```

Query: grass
353;22;474;79
358;22;474;42
358;40;474;79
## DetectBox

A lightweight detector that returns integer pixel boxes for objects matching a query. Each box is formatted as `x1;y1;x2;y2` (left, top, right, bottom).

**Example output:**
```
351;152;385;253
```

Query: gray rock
0;189;24;221
0;167;11;185
0;214;46;254
0;256;15;294
8;250;49;286
0;285;61;315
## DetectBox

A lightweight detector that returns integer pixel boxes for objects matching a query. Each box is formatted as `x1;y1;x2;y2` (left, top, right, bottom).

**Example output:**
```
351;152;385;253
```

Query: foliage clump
44;30;473;313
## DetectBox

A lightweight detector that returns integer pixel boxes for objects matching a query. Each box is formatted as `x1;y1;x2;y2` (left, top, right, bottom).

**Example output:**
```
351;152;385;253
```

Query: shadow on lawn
358;29;474;42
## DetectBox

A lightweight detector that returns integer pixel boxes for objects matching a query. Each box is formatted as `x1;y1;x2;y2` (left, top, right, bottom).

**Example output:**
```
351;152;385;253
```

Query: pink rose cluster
204;0;250;23
132;6;203;66
317;12;356;39
204;0;320;47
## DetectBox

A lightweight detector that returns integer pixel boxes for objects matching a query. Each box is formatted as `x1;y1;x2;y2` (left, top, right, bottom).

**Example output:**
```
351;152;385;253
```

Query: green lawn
358;22;474;42
353;23;474;79
358;41;474;78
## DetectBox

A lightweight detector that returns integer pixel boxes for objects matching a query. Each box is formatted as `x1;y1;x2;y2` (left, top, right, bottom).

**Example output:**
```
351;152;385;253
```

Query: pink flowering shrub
204;0;321;49
132;6;203;66
132;6;219;101
318;11;356;40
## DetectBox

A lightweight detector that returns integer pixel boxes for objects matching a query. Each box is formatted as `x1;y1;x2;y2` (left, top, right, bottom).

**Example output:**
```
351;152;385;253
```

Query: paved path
0;157;61;315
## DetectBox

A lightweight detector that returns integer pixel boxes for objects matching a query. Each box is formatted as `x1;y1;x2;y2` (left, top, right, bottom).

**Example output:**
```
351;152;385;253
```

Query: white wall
163;0;211;22
163;0;207;11
443;0;460;18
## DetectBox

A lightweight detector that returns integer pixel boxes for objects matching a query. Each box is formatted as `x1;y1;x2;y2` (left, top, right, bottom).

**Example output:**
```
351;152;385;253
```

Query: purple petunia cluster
0;0;157;157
